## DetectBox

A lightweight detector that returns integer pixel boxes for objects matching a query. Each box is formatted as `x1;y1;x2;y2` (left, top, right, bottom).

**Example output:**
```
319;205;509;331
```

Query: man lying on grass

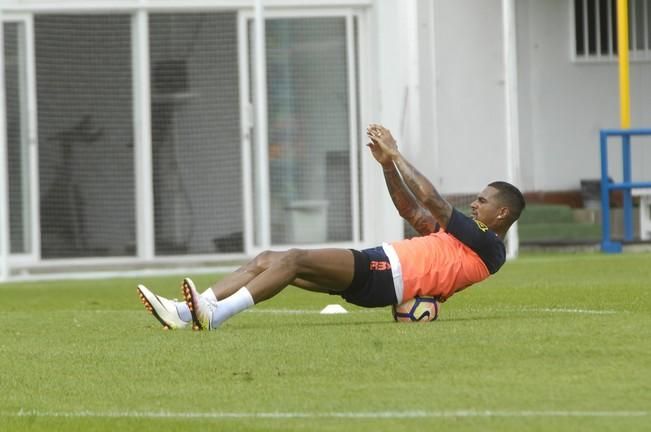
137;124;525;330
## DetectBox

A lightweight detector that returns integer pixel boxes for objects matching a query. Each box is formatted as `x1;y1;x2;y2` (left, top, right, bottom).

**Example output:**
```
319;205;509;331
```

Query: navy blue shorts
331;246;397;308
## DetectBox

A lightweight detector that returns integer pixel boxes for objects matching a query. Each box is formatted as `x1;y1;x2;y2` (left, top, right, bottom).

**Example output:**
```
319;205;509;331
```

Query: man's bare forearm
392;152;452;227
382;162;438;234
382;163;419;217
365;123;450;230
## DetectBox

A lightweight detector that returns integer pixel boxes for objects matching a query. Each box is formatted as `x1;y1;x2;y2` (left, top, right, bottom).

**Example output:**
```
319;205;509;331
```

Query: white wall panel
433;0;508;194
517;0;651;191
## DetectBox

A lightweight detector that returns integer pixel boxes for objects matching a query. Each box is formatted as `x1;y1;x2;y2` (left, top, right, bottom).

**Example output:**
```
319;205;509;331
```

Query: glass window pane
150;13;242;255
265;17;353;244
575;0;586;55
599;0;611;54
647;0;651;48
587;0;597;55
632;0;646;50
35;15;135;258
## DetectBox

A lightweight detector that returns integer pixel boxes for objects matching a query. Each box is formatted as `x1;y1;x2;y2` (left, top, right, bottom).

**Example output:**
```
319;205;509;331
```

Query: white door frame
0;11;7;281
1;13;41;270
238;7;363;256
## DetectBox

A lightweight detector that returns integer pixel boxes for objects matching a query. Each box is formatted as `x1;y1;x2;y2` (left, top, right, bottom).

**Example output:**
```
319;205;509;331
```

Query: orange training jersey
389;208;506;303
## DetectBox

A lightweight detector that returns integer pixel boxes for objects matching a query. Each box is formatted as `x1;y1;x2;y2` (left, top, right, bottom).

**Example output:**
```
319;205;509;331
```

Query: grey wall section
433;0;509;194
516;0;651;191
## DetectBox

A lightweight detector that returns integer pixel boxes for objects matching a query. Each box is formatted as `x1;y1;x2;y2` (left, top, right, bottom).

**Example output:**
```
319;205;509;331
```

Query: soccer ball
392;296;439;322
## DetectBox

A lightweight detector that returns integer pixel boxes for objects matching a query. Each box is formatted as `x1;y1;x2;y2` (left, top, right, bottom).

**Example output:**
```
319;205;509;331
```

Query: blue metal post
600;131;621;252
600;128;651;252
622;134;633;240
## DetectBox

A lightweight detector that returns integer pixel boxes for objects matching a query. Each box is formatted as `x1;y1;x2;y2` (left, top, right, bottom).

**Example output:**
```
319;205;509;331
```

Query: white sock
201;288;218;303
175;288;217;323
210;287;255;329
175;301;192;322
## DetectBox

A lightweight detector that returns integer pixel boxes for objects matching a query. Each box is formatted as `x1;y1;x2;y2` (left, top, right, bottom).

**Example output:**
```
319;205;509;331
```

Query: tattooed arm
380;163;438;235
366;126;438;235
367;124;453;230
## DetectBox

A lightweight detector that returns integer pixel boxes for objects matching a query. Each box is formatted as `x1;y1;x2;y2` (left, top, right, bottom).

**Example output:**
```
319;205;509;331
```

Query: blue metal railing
600;128;651;253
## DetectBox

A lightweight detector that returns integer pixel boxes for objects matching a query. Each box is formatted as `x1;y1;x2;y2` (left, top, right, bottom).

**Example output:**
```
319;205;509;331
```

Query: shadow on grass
439;315;556;323
219;313;550;331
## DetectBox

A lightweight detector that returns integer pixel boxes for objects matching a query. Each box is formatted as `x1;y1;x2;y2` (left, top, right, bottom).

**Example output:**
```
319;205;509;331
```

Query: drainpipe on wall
502;0;522;259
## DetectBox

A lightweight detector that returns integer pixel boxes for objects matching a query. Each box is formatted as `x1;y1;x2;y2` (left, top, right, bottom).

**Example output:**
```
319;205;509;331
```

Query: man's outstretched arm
382;162;439;235
366;127;438;235
368;124;453;229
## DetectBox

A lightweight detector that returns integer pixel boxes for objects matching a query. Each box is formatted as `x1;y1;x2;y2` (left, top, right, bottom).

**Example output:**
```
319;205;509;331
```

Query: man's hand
366;123;441;234
366;124;398;166
367;123;452;229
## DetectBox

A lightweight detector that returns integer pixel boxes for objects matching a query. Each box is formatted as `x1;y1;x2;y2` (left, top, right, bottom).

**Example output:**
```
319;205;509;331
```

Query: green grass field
0;252;649;432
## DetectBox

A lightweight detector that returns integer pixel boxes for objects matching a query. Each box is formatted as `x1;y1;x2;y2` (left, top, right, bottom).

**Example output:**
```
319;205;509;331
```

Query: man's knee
250;248;306;272
250;250;277;272
278;248;307;270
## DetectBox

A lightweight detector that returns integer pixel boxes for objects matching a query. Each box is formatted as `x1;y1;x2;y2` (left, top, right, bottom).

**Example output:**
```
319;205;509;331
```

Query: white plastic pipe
502;0;522;259
132;10;155;261
254;0;271;248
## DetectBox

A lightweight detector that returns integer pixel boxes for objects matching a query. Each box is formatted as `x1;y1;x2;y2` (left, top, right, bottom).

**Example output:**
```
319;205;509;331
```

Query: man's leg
245;248;355;302
206;249;351;299
137;250;334;329
184;248;355;330
207;250;289;300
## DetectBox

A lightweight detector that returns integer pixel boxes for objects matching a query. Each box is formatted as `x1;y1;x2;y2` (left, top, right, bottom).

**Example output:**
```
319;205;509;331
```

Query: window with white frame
573;0;651;60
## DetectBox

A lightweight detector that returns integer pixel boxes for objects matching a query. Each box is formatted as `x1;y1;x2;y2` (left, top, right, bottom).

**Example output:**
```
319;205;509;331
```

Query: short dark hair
488;181;526;223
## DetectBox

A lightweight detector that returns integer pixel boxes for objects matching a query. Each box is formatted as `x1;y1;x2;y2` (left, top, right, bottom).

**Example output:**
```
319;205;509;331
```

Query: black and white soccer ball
392;296;439;322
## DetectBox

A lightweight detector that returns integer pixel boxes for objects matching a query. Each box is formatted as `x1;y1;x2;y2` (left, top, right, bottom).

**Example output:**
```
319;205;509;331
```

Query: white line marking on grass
244;309;322;315
245;309;373;315
522;308;618;315
4;410;647;419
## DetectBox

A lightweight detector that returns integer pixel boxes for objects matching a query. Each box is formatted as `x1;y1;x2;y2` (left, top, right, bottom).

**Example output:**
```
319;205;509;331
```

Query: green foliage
0;252;650;431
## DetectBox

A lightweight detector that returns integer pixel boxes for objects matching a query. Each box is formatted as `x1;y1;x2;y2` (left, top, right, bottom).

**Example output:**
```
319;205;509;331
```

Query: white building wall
370;0;510;197
4;0;651;273
516;0;651;192
431;0;509;195
4;0;650;198
388;0;651;195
